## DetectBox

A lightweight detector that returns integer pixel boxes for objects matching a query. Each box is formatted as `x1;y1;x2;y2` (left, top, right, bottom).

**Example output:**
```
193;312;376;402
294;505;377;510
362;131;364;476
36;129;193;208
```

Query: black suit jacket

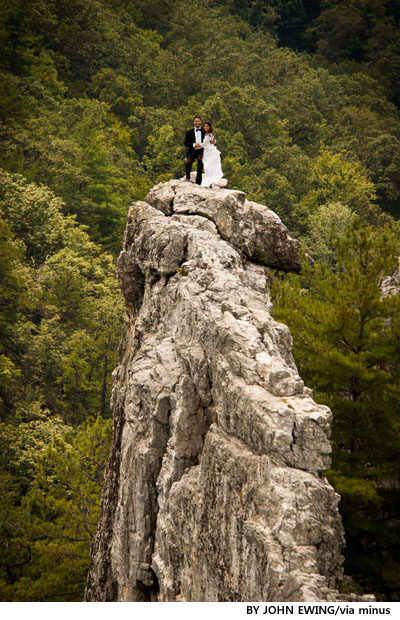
184;127;205;154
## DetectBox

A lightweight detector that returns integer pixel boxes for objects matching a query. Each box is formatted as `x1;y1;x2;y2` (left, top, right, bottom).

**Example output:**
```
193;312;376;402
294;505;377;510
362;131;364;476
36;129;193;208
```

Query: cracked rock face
381;257;400;298
85;180;345;602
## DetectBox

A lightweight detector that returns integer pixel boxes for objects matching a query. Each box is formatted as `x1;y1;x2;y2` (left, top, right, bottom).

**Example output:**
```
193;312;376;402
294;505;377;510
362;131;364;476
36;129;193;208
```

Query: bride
200;121;223;188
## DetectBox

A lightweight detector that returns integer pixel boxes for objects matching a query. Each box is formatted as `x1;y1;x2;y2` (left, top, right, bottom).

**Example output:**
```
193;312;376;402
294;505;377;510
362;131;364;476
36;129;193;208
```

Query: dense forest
1;0;400;602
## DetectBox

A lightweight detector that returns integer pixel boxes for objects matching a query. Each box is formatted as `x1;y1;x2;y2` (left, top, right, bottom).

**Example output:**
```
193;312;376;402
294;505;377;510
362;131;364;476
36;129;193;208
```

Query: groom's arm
184;130;193;149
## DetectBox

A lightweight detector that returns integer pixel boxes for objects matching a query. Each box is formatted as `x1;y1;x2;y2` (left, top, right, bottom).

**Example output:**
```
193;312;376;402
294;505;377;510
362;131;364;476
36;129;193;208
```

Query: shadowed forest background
1;0;400;601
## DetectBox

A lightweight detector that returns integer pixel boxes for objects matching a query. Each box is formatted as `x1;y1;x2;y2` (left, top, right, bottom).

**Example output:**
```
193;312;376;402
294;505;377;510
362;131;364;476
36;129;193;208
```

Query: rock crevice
86;180;347;602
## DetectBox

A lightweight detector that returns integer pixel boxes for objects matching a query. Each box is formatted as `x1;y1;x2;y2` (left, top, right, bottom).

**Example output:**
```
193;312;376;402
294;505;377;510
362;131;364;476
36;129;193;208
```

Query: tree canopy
1;0;400;601
272;221;400;596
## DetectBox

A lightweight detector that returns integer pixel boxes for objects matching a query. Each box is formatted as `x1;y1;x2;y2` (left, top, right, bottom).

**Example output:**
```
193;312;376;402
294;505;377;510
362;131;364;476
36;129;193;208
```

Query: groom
184;116;205;185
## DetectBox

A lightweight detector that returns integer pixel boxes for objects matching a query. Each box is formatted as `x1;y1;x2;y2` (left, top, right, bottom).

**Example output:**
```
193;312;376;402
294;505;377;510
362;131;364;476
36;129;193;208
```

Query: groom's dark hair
193;115;202;121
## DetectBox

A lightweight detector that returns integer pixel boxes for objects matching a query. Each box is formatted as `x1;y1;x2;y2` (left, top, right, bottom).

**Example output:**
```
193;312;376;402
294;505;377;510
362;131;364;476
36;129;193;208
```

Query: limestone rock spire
85;180;347;602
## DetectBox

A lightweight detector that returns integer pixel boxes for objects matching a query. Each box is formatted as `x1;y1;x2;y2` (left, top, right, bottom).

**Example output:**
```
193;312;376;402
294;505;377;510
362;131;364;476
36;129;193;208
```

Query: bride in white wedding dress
200;121;223;187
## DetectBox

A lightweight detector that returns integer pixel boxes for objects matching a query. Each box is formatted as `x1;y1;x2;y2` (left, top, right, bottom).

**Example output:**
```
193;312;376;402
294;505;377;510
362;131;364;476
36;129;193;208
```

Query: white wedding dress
200;134;223;187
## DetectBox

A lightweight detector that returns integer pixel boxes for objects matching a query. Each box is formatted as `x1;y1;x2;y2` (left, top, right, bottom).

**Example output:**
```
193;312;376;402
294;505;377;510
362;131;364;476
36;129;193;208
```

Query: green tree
0;170;72;263
272;221;400;598
0;415;112;601
0;98;144;251
309;3;368;62
302;201;356;265
0;172;124;423
143;124;184;183
1;0;400;601
0;217;30;419
88;68;143;124
296;146;379;228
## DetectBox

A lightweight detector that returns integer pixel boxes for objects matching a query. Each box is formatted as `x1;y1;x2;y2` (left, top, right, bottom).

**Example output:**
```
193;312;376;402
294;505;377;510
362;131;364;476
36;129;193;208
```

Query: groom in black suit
184;116;205;184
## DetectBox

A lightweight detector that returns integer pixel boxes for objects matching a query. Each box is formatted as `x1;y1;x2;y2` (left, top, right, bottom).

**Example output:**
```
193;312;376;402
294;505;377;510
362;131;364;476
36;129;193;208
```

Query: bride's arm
200;134;211;147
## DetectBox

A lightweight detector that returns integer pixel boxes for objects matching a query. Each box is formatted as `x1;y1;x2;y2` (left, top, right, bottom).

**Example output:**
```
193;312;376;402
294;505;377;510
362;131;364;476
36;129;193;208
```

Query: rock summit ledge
85;180;350;602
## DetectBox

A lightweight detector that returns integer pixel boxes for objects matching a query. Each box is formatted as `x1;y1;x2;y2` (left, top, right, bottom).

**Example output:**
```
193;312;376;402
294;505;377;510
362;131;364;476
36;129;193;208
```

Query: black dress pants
185;150;203;184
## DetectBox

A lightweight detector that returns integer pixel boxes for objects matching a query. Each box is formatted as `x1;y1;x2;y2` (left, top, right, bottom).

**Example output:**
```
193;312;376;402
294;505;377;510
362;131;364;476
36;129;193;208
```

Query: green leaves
1;0;400;602
272;221;400;596
143;124;183;182
297;146;378;221
0;172;124;423
0;416;112;601
0;170;70;263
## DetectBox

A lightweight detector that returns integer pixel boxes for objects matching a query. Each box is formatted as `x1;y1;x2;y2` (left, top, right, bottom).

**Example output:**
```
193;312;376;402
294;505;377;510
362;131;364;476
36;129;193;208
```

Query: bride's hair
204;121;213;134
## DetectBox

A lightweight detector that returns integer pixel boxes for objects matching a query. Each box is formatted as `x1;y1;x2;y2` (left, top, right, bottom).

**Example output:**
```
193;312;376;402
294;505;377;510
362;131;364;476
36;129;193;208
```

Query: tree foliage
0;414;112;601
272;222;400;597
0;171;124;424
1;0;400;601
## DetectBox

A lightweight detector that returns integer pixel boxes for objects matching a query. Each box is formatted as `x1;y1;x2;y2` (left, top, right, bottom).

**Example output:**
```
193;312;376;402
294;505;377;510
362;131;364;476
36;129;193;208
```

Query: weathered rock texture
85;180;346;602
381;257;400;298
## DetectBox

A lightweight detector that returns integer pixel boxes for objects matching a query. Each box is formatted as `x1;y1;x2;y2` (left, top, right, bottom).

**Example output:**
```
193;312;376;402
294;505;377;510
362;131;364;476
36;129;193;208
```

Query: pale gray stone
85;180;365;602
381;257;400;298
145;179;301;272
